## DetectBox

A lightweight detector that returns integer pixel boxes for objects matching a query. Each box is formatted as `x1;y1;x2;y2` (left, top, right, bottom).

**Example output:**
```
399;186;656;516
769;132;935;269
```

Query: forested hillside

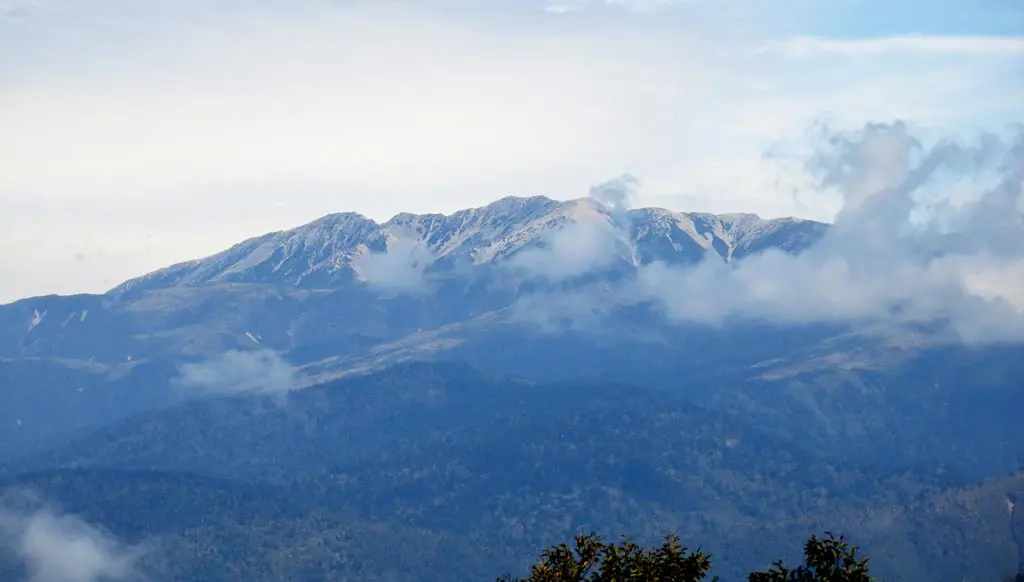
3;364;1022;581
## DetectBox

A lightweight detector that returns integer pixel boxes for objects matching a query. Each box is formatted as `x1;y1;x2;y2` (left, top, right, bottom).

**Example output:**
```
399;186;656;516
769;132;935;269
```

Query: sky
0;0;1022;303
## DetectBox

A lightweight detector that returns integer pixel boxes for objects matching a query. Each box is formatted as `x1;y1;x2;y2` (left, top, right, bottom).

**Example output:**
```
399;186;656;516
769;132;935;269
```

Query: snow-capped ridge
113;196;828;294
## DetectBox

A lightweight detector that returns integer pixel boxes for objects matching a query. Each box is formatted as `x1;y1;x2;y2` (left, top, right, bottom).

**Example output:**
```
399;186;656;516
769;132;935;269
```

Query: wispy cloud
769;35;1024;57
504;175;641;284
0;0;41;20
357;229;434;293
0;492;145;582
507;211;623;283
513;122;1024;344
588;174;640;216
651;122;1024;342
544;0;687;13
175;349;298;399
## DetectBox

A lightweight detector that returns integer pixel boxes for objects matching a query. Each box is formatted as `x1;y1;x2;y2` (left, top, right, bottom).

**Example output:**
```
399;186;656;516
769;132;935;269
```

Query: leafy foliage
501;531;884;582
748;533;872;582
498;532;714;582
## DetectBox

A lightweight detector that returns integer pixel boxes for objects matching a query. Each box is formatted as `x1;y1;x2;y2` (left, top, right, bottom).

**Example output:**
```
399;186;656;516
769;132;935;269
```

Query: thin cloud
768;35;1024;58
357;228;433;293
0;0;43;21
589;173;639;215
636;122;1024;343
507;210;625;283
505;175;641;284
512;122;1024;344
545;0;688;13
0;492;146;582
543;0;588;13
175;349;298;399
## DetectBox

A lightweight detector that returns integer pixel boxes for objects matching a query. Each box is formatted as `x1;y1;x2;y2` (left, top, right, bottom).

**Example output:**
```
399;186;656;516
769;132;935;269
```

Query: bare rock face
110;196;827;293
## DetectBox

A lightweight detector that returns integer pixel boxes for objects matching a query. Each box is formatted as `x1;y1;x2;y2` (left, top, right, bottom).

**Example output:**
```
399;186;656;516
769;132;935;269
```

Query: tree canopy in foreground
499;531;878;581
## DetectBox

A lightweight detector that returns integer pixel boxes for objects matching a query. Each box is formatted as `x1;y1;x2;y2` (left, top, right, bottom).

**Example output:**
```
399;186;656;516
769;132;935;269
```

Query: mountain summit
114;196;827;294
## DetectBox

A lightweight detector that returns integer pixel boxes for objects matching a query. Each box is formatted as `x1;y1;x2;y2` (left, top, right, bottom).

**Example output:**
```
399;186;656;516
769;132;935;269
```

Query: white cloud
507;123;1024;344
640;124;1024;343
0;494;145;582
544;0;588;13
769;35;1024;58
589;173;640;215
176;349;298;399
0;0;41;20
357;229;434;293
505;175;640;283
545;0;688;13
508;213;623;282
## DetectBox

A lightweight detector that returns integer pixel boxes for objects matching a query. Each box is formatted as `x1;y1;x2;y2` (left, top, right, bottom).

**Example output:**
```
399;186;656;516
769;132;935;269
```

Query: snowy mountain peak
114;197;827;294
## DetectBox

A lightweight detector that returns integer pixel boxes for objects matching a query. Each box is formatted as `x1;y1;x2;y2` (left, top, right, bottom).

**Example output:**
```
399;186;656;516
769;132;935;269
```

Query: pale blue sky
803;0;1024;37
0;0;1021;302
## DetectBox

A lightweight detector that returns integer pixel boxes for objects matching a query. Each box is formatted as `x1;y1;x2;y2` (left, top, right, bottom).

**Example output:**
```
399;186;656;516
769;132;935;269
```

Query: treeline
499;531;1023;581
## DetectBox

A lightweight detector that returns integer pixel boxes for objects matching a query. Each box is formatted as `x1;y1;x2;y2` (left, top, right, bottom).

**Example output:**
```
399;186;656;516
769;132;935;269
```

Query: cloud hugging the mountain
175;349;298;400
513;122;1024;343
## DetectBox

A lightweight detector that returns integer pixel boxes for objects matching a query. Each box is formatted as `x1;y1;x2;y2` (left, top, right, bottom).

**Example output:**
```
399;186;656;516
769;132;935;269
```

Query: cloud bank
176;349;298;398
516;122;1024;344
0;493;144;582
644;122;1024;342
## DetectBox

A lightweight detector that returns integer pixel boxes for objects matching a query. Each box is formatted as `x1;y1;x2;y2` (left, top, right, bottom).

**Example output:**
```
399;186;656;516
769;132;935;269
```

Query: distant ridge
114;196;827;293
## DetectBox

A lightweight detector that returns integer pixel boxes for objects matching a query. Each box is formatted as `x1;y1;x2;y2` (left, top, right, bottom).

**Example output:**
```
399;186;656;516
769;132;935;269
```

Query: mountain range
113;196;826;292
1;196;1022;582
0;197;830;457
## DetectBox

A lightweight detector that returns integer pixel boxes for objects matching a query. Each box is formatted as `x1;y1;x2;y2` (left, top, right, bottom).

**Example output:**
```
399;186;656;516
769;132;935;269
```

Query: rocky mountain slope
110;196;826;293
2;196;827;361
0;197;830;458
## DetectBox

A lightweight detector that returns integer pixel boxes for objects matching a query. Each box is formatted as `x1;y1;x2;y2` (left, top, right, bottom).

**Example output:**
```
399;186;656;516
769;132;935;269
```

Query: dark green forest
2;364;1022;581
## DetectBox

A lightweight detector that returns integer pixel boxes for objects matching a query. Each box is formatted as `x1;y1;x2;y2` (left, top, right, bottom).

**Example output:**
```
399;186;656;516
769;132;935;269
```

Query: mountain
0;197;829;459
1;195;1022;581
110;196;826;293
3;364;1023;582
0;196;829;372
